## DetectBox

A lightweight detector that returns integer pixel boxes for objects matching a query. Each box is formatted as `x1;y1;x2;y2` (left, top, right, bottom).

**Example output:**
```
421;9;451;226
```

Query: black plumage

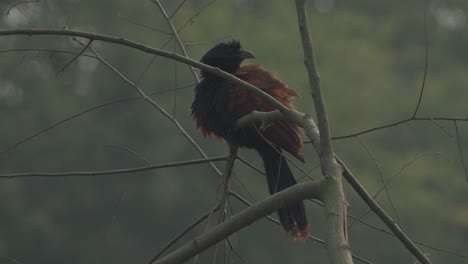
191;41;309;239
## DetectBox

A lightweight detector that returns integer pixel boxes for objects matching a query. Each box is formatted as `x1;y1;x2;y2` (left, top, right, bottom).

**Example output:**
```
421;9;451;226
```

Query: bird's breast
191;78;234;139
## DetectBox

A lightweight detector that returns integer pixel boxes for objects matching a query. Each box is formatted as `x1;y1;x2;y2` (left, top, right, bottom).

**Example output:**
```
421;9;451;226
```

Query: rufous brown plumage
191;41;309;239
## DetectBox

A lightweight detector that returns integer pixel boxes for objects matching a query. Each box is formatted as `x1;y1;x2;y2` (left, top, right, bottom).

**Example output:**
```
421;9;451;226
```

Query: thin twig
236;156;264;176
135;37;174;85
176;0;217;33
349;152;448;229
412;0;429;118
56;39;92;74
0;48;98;57
153;0;200;83
330;117;468;140
169;0;188;18
172;41;178;118
0;156;227;179
338;158;432;264
210;145;238;263
226;238;248;264
116;13;171;34
347;212;468;259
184;36;232;46
4;0;40;16
147;203;221;264
0;85;194;158
429;118;452;138
103;145;152;166
454;121;468;181
0;95;140;157
373;152;449;199
354;136;401;226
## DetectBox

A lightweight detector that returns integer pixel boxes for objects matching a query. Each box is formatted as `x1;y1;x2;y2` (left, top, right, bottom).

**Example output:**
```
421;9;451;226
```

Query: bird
191;40;309;239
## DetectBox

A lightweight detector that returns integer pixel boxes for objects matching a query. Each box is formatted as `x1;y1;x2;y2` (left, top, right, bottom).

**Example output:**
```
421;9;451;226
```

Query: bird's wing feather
228;64;304;161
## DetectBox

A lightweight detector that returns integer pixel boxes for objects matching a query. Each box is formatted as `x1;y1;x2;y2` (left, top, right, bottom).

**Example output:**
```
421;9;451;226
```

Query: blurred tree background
0;0;467;263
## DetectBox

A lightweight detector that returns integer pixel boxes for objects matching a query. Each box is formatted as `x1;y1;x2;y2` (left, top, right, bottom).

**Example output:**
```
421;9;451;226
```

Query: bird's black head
200;40;255;76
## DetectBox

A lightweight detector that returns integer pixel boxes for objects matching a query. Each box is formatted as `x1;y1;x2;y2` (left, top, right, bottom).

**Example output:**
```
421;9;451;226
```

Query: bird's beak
240;50;255;59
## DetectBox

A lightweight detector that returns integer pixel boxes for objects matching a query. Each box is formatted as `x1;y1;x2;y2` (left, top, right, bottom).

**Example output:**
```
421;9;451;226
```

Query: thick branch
295;1;351;263
154;181;323;264
295;0;333;160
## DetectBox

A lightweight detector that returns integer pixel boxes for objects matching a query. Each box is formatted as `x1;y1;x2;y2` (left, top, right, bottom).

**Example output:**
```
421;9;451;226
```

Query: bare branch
454;121;468;181
347;213;468;259
3;0;40;16
56;39;92;74
338;158;432;264
0;95;141;157
354;136;401;226
185;36;232;46
152;0;200;83
154;181;323;264
103;145;152;166
147;203;221;264
0;48;98;57
176;0;217;33
0;83;194;158
0;156;227;179
295;1;351;263
372;152;449;199
169;0;188;18
412;0;429;118
210;145;238;262
116;13;171;34
229;191;374;264
331;117;468;140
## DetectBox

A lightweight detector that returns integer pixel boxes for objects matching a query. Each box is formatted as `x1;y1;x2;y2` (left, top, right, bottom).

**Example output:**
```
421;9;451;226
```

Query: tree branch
331;117;467;140
152;0;200;83
0;156;227;178
147;203;221;264
230;191;375;264
210;145;238;262
338;158;432;264
154;181;323;264
295;1;351;263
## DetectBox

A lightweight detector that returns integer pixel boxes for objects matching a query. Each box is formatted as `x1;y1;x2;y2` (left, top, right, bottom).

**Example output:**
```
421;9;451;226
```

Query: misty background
0;0;467;263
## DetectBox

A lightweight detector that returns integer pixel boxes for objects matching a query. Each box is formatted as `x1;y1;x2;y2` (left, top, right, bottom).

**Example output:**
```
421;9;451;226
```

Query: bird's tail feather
258;145;309;239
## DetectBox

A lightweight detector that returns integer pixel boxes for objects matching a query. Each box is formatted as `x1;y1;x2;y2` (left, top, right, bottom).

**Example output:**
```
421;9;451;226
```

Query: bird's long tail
258;145;309;239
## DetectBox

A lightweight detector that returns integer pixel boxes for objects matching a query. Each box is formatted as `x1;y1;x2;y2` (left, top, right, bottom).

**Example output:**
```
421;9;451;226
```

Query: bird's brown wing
227;64;304;162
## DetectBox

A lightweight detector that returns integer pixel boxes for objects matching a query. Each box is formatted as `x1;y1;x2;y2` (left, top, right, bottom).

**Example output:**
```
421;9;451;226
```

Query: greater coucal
191;40;309;239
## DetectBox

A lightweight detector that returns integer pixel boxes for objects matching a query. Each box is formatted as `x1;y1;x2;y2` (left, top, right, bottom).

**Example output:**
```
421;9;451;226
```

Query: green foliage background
0;0;467;263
